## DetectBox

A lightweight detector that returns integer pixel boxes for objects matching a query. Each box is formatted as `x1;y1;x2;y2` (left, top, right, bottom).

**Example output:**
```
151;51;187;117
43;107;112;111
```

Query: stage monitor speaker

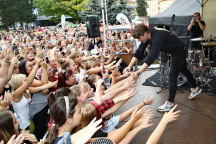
86;15;100;38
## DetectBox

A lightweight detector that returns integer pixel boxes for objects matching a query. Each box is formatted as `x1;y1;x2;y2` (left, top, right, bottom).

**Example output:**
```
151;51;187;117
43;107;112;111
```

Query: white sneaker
157;101;174;112
199;62;203;67
188;87;202;100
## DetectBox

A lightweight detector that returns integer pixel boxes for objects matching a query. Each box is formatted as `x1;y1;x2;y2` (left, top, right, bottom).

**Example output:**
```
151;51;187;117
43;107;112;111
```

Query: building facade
146;0;175;16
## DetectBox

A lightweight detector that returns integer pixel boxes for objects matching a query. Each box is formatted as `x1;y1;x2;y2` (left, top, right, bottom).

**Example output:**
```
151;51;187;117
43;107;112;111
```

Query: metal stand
199;47;216;90
156;56;184;94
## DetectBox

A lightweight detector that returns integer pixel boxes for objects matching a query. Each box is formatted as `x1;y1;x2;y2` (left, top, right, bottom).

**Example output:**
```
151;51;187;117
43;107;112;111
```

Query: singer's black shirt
190;21;205;38
134;28;187;66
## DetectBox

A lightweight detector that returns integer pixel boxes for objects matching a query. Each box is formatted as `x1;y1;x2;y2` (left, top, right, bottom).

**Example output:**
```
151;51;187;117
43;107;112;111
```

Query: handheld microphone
172;14;175;20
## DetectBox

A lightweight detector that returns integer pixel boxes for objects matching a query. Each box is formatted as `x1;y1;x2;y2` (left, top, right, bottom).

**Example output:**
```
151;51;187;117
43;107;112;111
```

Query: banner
61;15;66;29
116;13;130;26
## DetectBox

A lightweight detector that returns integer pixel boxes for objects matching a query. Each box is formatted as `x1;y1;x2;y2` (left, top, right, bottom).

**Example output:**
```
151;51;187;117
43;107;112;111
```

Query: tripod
199;46;216;90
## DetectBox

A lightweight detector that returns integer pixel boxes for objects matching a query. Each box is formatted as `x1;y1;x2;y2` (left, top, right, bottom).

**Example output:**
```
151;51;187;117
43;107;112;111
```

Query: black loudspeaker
86;15;100;38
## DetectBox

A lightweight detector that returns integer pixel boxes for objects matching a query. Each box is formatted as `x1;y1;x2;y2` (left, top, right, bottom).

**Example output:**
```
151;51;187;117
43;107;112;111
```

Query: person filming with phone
187;12;206;67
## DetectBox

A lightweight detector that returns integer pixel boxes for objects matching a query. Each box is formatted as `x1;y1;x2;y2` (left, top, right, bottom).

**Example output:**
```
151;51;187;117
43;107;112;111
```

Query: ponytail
44;126;58;144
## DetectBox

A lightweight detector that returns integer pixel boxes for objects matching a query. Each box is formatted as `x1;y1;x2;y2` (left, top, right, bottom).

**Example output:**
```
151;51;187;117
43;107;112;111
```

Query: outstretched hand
162;105;181;123
144;96;154;105
0;91;12;110
75;118;102;144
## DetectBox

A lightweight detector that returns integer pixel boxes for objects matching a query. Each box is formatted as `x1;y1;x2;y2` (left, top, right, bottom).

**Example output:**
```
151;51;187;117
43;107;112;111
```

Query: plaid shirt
98;100;114;114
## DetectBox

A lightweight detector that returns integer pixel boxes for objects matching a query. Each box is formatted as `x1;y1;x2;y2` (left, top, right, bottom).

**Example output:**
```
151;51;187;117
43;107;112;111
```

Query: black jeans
33;105;50;140
168;56;197;102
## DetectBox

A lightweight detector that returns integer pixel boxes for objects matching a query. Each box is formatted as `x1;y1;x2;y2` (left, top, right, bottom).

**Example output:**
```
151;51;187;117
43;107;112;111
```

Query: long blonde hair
76;103;99;132
11;74;26;92
49;47;58;57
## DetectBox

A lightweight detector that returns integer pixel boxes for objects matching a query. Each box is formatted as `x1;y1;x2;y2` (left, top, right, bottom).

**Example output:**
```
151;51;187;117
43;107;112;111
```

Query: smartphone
32;44;36;49
61;51;65;56
41;45;45;49
59;47;63;52
64;36;66;39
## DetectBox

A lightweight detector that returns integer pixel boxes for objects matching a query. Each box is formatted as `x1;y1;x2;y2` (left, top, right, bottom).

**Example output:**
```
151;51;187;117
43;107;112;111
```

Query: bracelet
34;66;39;69
3;60;10;63
137;71;141;76
143;101;146;105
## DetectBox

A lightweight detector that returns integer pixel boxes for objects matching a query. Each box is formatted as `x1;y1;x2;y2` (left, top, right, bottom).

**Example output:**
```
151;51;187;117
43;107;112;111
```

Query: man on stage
123;24;202;112
187;12;206;67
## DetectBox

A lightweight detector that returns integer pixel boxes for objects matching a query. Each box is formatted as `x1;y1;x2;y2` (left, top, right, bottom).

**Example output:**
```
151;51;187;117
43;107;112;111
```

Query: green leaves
78;0;135;24
33;0;87;23
0;0;36;31
136;0;147;16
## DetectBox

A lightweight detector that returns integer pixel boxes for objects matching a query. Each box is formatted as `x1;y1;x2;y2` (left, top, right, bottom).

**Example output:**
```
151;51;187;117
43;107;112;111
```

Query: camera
193;16;196;19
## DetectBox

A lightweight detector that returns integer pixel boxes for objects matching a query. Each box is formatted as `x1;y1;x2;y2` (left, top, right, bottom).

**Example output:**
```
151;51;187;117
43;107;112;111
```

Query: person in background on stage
187;12;206;67
123;24;202;112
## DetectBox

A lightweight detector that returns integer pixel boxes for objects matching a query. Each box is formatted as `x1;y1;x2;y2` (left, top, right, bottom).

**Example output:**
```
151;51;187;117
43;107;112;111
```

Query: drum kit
159;37;216;92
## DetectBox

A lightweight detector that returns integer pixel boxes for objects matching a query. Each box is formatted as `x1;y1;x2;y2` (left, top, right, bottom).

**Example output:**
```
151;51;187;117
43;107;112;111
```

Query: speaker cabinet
86;15;100;38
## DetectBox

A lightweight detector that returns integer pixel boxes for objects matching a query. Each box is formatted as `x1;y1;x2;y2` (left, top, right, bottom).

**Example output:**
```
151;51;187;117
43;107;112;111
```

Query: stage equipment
86;15;100;38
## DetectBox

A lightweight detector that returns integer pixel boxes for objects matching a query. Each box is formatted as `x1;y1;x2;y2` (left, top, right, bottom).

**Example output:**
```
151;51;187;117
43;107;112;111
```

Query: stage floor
115;68;216;144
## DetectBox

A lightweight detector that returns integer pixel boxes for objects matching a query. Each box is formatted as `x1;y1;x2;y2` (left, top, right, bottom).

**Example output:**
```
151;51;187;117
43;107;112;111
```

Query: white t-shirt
102;115;120;132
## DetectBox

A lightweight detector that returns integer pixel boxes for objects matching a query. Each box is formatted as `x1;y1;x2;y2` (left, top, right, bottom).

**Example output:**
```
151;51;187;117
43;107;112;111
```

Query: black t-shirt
134;28;186;67
190;21;205;38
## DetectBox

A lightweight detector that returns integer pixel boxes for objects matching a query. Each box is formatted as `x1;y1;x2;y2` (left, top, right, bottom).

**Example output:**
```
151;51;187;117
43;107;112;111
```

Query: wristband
143;101;146;105
3;60;10;63
137;71;141;76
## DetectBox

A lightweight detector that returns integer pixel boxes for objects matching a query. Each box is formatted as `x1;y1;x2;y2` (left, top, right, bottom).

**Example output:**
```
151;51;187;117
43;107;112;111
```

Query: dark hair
87;74;96;85
61;60;71;70
19;59;29;76
57;69;74;89
47;87;72;108
45;97;78;144
0;110;18;143
194;12;200;17
132;24;150;39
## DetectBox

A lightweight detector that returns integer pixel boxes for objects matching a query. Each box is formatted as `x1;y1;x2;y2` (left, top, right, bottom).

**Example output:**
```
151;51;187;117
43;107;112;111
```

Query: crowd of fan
0;24;180;144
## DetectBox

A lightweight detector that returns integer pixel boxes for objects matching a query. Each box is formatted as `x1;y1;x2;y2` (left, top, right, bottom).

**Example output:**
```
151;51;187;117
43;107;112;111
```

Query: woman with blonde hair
12;59;57;133
11;58;41;130
49;47;60;57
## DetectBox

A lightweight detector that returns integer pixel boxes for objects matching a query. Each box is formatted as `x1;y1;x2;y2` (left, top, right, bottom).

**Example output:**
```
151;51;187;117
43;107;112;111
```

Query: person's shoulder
200;20;206;25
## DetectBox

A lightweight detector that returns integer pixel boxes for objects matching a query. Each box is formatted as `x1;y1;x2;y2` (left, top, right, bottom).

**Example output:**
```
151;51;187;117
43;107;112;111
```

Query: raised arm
108;107;145;144
13;58;40;98
0;49;10;94
123;57;138;73
28;81;58;94
40;60;48;85
101;80;133;102
146;105;181;144
5;55;19;85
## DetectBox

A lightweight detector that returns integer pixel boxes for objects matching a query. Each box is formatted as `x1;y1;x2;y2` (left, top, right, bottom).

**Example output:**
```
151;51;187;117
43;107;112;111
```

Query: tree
79;0;135;24
108;0;135;24
34;0;87;23
136;0;147;16
78;0;102;23
0;0;36;31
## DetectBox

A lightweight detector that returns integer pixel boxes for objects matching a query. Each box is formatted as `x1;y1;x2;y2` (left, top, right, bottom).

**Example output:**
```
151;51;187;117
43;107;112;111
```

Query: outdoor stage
115;67;216;144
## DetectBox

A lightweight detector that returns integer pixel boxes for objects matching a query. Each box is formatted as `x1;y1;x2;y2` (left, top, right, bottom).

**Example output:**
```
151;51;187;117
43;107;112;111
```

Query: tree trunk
3;16;9;32
13;24;16;31
4;17;9;32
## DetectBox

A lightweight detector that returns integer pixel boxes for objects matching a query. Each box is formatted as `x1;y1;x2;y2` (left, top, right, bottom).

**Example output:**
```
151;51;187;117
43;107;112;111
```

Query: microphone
172;14;175;20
